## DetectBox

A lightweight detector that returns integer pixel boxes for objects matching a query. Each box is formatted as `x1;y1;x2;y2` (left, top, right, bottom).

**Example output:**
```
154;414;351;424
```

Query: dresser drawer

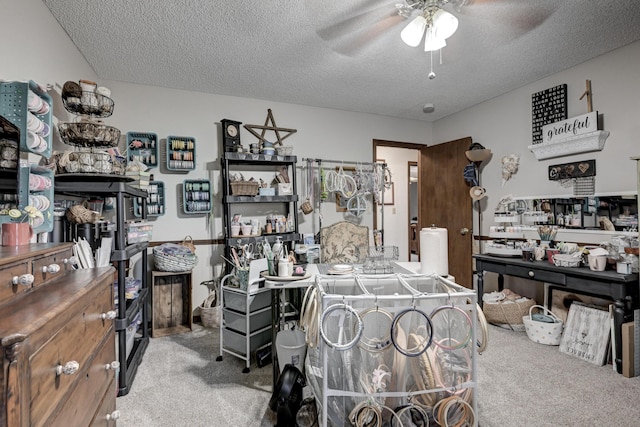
49;334;116;427
0;260;30;306
505;265;566;285
90;378;117;427
30;283;114;427
32;247;74;289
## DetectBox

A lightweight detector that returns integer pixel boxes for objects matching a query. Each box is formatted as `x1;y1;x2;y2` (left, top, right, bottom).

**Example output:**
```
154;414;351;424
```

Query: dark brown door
420;137;473;288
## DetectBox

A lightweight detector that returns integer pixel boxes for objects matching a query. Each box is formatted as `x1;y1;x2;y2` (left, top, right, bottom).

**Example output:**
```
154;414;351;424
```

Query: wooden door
420;137;473;288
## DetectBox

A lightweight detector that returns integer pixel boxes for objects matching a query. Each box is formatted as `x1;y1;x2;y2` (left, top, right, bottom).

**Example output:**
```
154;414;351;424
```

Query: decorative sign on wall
542;111;598;144
531;84;568;145
548;160;596;181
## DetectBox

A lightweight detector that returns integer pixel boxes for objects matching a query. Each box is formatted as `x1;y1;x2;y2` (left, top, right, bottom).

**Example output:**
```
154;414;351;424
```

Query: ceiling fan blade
307;1;406;56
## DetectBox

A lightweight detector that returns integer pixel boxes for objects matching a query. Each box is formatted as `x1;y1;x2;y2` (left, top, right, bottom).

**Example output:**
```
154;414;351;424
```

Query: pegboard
531;84;567;145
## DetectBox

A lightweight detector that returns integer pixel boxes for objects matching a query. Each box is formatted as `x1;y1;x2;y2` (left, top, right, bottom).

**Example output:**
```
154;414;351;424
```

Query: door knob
460;227;470;235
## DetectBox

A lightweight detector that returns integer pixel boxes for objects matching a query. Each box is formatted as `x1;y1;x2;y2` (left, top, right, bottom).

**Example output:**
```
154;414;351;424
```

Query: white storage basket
522;305;564;346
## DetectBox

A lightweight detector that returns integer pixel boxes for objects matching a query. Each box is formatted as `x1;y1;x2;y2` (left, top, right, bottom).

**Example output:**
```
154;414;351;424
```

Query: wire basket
362;245;399;274
58;150;126;175
58;121;121;148
230;180;259;196
153;245;198;272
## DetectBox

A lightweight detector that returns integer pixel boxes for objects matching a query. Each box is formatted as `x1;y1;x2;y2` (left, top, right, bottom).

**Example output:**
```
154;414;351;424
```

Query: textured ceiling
42;0;640;122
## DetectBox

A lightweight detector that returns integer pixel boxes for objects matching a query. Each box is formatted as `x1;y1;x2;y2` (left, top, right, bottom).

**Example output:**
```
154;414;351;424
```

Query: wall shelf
528;130;610;160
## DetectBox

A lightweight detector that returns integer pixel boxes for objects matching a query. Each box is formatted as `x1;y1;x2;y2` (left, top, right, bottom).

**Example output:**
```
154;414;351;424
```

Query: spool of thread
420;227;449;276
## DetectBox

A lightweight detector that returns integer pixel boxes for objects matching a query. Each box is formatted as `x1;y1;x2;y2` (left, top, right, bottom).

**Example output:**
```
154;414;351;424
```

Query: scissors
239;243;254;260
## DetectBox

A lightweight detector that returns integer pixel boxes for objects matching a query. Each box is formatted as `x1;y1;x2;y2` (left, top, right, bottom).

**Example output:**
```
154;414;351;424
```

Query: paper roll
420;227;449;276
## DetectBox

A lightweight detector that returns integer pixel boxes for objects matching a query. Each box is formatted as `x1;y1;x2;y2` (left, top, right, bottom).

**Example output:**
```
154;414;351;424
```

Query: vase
2;223;33;246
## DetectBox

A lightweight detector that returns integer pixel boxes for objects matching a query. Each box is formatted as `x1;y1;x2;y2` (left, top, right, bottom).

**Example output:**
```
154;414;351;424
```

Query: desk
474;254;639;373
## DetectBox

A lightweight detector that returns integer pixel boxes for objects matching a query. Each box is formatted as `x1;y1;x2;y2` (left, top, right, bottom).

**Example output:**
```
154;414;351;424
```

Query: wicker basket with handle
199;293;220;328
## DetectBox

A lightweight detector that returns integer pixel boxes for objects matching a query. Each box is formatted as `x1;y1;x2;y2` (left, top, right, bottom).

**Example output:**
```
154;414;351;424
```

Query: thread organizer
166;135;196;171
127;132;158;168
182;179;211;214
134;180;165;218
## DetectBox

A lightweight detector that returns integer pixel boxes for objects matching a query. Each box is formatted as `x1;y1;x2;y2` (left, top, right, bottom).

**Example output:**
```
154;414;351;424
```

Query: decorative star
243;109;297;146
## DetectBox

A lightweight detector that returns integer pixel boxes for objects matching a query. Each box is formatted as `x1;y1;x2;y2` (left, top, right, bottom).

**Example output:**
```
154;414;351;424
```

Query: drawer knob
64;257;79;268
528;271;535;278
101;310;117;320
42;263;61;274
56;360;79;376
12;274;34;286
106;410;121;421
105;361;120;371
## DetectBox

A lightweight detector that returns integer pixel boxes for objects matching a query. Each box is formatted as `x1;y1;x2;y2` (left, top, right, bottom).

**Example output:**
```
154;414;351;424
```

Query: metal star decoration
243;109;297;146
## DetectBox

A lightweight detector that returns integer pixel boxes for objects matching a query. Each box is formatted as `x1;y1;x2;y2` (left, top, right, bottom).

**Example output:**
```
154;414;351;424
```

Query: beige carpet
116;323;640;426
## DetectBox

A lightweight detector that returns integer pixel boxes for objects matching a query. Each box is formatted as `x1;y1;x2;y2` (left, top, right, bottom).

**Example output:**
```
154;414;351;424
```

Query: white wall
432;40;640;298
2;0;432;310
433;40;640;241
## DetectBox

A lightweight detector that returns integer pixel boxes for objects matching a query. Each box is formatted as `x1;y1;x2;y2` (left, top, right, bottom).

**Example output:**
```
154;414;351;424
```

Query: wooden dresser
0;243;118;426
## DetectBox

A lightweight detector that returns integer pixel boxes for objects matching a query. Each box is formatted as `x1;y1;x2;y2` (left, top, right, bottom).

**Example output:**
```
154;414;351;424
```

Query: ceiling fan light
401;15;427;47
432;9;459;40
424;27;446;51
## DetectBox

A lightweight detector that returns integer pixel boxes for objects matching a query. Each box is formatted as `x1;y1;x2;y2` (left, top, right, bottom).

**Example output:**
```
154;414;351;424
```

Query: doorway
408;162;419;261
374;137;474;287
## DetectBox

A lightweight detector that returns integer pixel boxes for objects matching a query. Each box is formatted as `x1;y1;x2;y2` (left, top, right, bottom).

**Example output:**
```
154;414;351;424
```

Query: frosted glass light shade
432;9;458;40
424;26;446;51
401;15;427;47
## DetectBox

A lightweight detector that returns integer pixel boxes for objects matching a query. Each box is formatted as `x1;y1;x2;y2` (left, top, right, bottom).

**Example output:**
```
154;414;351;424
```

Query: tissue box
259;187;276;196
277;183;292;195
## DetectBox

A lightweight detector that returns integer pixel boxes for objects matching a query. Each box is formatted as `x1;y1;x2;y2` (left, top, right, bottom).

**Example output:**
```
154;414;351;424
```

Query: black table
473;253;639;373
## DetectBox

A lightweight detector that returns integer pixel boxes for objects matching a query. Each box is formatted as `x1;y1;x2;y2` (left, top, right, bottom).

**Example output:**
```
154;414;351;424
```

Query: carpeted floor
116;324;640;426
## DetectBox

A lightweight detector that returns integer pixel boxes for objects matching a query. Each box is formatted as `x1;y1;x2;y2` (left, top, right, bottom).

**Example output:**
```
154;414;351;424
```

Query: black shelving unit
221;152;300;259
54;176;149;397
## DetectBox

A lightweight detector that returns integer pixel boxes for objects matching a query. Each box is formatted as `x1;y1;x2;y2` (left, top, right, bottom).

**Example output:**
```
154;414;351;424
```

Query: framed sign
548;160;596;181
559;302;611;366
531;84;568;145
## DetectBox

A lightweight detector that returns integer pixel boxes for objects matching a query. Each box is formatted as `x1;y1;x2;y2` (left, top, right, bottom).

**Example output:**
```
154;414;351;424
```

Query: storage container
223;306;271;334
222;326;271;357
126;221;153;244
223;287;271;313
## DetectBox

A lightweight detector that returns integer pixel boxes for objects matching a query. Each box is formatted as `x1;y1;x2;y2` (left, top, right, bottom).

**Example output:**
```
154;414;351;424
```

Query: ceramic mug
2;223;33;246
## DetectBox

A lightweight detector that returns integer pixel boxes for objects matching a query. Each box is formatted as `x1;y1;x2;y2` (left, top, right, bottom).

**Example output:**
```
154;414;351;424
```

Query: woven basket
230;181;259;196
483;297;536;328
153;247;198;272
66;204;100;224
200;293;220;328
523;305;564;345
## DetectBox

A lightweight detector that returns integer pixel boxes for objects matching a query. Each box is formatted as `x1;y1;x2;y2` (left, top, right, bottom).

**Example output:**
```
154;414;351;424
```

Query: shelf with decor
0;82;54;235
166;135;195;171
220;151;300;272
54;177;149;396
56;80;127;177
182;179;211;214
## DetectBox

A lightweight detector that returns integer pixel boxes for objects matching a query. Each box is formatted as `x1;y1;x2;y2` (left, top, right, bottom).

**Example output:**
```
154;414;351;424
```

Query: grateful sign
542;111;598;144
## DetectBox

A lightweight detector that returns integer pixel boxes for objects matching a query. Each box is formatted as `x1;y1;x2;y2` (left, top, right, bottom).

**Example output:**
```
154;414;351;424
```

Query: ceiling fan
396;1;461;51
